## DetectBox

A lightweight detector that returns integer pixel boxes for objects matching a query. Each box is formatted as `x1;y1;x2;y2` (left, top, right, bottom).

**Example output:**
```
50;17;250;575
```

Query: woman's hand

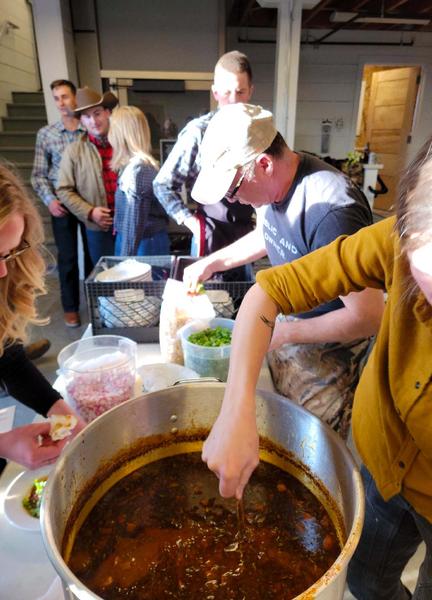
47;398;87;436
0;423;69;470
202;402;259;500
0;398;86;470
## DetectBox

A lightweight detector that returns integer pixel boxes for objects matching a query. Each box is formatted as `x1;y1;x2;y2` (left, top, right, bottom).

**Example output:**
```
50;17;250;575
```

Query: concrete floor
0;270;426;597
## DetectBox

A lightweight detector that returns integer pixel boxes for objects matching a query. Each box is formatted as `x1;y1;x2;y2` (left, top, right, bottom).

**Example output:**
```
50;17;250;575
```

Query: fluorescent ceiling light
330;11;430;26
357;16;430;25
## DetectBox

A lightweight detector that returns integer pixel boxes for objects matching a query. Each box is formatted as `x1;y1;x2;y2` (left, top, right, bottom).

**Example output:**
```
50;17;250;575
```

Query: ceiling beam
352;0;373;10
418;2;432;12
303;0;333;26
313;11;361;42
386;0;410;9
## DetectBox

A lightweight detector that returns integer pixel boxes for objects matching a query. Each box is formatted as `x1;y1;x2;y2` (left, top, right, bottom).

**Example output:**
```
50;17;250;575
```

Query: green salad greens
22;476;48;518
188;326;232;347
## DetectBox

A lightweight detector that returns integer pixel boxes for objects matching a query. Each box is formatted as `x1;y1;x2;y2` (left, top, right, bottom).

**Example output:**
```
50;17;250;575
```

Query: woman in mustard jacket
202;138;432;599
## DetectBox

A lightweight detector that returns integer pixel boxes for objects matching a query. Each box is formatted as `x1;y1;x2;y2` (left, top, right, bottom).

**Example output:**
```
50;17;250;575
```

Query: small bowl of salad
3;465;51;531
179;318;234;382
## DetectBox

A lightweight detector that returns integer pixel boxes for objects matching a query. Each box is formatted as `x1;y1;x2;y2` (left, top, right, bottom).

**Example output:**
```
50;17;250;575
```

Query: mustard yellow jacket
257;217;432;523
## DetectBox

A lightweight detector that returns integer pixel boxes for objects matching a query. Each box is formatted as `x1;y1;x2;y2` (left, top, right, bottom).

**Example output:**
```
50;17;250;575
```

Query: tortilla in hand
49;414;78;441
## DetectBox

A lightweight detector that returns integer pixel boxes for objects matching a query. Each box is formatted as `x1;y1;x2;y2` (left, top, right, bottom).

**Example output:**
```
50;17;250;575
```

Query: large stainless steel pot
41;382;364;600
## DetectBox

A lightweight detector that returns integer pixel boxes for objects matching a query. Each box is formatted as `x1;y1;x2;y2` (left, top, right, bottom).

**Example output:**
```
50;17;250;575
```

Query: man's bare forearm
270;288;385;349
206;229;267;272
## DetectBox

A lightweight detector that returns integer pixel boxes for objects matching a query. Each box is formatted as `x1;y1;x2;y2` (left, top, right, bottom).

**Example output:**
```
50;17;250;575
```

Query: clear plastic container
178;318;234;382
57;335;137;422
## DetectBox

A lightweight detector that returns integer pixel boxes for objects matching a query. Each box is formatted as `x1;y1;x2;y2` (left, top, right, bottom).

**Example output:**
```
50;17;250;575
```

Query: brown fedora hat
72;86;118;117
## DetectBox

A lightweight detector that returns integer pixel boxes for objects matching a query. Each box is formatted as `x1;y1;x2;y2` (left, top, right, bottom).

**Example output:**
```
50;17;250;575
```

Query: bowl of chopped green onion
179;317;234;381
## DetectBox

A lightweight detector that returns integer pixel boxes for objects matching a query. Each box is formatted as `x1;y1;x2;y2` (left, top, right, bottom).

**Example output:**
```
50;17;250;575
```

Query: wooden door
366;66;420;212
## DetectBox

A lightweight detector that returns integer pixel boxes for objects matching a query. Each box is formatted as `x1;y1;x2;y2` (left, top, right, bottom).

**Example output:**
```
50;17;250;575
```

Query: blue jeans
347;466;432;599
114;231;170;256
85;228;115;265
51;211;93;311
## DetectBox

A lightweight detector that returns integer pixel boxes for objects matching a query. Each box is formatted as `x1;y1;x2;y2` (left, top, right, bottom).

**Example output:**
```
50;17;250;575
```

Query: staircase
0;91;54;246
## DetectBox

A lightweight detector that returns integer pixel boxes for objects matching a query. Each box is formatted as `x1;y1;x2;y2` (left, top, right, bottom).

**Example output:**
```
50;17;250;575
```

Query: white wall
95;0;220;72
296;29;432;161
0;0;39;121
32;0;79;124
226;27;276;112
71;0;101;92
228;27;432;164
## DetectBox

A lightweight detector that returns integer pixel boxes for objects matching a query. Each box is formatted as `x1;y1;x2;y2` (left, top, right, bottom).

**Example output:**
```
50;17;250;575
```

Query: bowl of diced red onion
57;335;137;422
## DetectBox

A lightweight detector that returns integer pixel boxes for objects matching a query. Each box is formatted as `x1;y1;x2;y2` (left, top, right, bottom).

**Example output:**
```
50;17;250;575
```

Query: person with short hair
57;87;119;265
153;50;255;272
201;134;432;600
108;105;169;256
0;164;84;471
31;78;91;329
185;103;385;438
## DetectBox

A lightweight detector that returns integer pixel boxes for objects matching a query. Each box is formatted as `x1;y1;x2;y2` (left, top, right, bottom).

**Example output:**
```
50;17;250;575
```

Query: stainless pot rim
41;382;365;600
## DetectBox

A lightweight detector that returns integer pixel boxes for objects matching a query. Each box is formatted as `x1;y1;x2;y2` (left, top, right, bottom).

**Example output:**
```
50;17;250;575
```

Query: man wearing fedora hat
57;86;119;266
185;103;385;439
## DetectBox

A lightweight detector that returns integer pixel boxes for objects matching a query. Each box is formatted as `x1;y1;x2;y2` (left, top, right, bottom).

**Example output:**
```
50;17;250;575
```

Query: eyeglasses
225;172;246;201
0;239;31;263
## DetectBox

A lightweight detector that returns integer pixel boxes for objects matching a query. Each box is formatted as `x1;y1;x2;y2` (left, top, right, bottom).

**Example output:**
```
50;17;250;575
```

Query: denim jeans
347;466;432;599
85;228;115;265
115;231;170;256
51;211;93;311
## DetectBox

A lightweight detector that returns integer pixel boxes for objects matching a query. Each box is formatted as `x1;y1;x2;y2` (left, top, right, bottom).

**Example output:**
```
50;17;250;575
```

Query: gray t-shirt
259;152;372;318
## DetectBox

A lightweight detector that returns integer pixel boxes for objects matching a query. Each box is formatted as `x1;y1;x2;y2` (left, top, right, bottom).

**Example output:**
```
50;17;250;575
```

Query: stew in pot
67;453;341;599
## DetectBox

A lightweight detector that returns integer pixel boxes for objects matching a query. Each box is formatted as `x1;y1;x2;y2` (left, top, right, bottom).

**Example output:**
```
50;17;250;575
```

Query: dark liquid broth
68;453;341;599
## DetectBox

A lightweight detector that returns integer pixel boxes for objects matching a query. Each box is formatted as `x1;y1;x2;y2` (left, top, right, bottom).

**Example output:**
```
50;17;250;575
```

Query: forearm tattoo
260;315;275;332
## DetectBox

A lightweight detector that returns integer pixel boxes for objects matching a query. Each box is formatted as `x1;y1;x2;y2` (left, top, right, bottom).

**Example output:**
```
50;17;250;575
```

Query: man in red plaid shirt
57;87;118;266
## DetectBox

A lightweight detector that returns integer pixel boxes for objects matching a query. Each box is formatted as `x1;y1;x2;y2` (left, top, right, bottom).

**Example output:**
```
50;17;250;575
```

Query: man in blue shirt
31;79;92;329
185;104;385;437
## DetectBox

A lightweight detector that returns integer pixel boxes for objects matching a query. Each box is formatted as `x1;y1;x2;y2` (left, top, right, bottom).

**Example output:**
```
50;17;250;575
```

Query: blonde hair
397;135;432;253
393;135;432;305
0;163;47;353
109;105;159;171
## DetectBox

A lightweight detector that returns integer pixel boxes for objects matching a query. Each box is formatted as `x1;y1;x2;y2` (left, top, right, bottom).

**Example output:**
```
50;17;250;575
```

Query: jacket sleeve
0;343;61;417
56;145;94;224
257;217;394;315
31;128;57;207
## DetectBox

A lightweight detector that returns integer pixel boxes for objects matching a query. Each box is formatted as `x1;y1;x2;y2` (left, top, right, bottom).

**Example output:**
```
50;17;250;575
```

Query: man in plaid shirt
153;51;255;277
31;79;92;329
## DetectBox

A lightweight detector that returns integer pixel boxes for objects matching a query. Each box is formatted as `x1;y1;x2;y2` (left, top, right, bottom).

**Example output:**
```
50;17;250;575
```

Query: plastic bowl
57;335;137;422
178;318;234;382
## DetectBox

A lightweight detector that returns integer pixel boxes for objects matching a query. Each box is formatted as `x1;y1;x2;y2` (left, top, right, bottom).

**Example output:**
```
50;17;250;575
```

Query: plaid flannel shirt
87;134;117;211
153;112;214;225
114;157;168;255
31;121;85;207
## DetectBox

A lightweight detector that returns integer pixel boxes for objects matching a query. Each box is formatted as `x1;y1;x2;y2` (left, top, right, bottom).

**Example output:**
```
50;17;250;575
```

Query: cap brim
192;165;237;205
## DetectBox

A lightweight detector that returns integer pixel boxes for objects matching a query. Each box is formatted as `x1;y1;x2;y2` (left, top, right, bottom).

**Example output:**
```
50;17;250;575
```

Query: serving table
0;339;274;600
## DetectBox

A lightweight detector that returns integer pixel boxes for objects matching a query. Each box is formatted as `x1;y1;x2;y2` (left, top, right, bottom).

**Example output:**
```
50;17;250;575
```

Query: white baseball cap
192;103;277;205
